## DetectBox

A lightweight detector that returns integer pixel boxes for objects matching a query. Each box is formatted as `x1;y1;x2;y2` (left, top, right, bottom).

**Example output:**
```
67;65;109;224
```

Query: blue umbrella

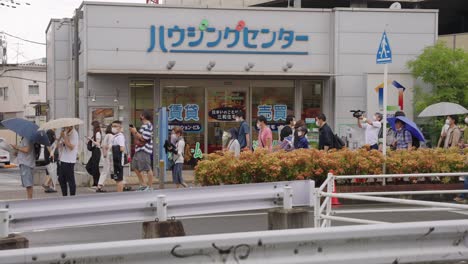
1;118;50;146
387;116;425;142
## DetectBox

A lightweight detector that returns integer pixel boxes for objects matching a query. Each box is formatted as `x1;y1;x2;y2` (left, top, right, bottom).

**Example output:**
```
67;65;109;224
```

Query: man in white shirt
58;126;79;196
357;112;382;150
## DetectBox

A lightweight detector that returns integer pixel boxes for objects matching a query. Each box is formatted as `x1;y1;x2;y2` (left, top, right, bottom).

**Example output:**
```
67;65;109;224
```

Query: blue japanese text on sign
168;104;200;122
257;104;287;122
147;21;310;55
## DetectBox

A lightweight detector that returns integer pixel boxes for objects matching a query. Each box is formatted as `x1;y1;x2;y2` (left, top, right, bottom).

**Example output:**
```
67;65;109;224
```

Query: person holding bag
111;120;126;192
86;121;102;188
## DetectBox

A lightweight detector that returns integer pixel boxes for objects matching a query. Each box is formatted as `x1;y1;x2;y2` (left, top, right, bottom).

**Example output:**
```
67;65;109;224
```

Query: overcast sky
0;0;146;63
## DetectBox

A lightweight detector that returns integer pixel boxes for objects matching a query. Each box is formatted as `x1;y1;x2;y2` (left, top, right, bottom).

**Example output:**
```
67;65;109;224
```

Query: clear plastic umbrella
418;102;468;117
39;118;84;131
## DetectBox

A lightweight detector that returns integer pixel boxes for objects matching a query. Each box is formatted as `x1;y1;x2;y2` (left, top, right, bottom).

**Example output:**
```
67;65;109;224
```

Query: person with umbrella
58;126;79;196
444;115;461;149
392;119;413;151
1;118;50;200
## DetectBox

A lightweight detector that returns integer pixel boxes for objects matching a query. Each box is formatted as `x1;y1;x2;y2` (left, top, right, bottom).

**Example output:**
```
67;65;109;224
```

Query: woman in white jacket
96;124;114;192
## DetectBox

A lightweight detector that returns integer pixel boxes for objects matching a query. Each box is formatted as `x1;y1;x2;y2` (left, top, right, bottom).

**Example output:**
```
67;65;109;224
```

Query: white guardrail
0;180;315;233
316;172;468;228
1;220;468;264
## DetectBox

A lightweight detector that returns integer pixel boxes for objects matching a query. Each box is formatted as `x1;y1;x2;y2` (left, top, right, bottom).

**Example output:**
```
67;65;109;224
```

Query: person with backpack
235;111;250;151
171;126;188;188
316;113;334;151
11;137;35;199
357;112;382;150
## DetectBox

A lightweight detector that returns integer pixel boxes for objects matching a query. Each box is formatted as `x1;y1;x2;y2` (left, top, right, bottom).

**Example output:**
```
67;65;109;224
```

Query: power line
0;75;45;83
1;32;45;46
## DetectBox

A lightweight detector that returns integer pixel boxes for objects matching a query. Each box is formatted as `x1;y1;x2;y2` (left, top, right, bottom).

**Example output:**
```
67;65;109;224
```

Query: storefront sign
208;107;242;122
168;104;200;122
168;123;202;133
147;21;309;55
257;104;287;121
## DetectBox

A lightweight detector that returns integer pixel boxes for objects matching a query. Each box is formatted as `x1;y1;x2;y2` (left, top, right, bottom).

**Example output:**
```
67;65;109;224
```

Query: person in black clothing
316;113;334;151
42;129;59;193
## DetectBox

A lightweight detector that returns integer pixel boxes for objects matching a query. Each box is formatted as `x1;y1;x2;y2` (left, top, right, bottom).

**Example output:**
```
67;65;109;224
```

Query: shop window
28;84;39;95
251;80;295;149
207;88;248;153
302;80;323;149
130;80;155;155
161;80;205;166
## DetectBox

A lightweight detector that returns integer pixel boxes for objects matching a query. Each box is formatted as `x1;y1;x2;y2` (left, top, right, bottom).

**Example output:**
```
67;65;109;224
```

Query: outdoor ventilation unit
390;2;402;9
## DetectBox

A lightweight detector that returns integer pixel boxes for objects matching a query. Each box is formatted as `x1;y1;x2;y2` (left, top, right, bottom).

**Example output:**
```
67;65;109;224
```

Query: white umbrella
418;102;468;117
39;118;84;130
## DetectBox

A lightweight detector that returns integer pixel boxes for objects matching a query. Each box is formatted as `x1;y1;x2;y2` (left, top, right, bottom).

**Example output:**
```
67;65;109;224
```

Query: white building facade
46;2;438;160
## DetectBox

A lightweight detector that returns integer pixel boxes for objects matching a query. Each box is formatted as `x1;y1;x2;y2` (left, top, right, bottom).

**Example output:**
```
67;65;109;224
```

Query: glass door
207;82;249;153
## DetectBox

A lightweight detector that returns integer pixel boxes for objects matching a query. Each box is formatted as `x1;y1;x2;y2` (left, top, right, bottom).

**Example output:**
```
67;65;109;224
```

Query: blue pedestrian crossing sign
376;31;392;64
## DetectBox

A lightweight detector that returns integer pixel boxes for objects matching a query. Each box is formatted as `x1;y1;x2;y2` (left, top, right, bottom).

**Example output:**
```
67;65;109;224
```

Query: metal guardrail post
0;209;8;238
157;195;167;222
283;186;293;210
313;188;321;228
326;173;333;227
159;160;165;189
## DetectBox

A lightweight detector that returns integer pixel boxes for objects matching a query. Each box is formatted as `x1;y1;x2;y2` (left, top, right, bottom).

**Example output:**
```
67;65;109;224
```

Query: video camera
350;110;366;119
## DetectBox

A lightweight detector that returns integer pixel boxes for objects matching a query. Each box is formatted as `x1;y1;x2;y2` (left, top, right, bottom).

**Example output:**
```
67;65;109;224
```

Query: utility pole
0;33;7;65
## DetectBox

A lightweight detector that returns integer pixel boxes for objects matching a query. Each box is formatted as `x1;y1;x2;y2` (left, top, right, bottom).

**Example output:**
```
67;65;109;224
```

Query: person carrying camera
357;112;383;150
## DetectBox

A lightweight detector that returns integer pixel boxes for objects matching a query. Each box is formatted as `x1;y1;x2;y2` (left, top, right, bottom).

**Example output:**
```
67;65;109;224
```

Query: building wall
333;9;437;145
46;19;74;120
163;0;273;7
0;66;46;120
439;33;468;51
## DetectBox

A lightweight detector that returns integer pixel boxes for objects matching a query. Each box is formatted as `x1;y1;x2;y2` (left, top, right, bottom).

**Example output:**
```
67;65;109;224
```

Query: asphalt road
1;165;468;249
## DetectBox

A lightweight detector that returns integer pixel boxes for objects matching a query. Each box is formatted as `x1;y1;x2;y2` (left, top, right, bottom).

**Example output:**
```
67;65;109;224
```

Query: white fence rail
0;180;314;233
1;220;468;264
316;172;468;227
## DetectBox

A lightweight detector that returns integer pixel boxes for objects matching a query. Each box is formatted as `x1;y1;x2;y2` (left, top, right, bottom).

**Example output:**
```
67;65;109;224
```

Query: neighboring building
255;0;467;35
46;2;437;157
0;60;47;124
439;33;468;51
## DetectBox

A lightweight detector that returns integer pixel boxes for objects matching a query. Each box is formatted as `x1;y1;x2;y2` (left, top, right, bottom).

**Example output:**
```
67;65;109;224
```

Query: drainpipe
73;9;83;118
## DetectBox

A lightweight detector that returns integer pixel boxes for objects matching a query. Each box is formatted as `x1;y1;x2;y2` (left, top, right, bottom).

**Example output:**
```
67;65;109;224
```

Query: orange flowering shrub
194;148;467;186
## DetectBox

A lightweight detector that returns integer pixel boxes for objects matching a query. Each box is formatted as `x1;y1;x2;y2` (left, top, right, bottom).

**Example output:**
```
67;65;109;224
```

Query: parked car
0;138;11;166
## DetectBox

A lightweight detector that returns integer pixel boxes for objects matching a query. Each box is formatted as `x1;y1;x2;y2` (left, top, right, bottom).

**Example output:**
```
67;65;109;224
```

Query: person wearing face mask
444;115;461;149
437;118;451;148
171;126;188;188
278;115;296;142
294;126;309;149
256;115;273;152
235;111;250;151
95;124;114;193
129;110;154;192
111;120;126;192
357;112;382;150
58;125;79;196
392;120;412;150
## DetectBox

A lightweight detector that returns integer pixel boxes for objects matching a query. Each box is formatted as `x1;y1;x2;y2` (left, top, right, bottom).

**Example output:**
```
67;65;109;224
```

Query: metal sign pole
382;63;388;186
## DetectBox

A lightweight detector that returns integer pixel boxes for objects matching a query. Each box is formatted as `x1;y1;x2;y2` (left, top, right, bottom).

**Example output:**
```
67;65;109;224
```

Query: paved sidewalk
0;165;197;201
